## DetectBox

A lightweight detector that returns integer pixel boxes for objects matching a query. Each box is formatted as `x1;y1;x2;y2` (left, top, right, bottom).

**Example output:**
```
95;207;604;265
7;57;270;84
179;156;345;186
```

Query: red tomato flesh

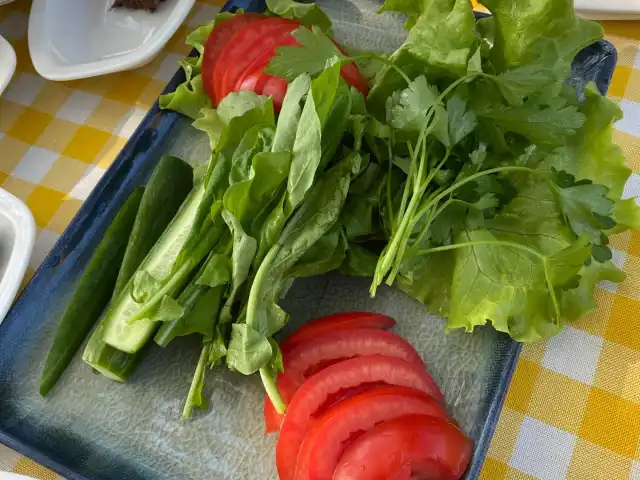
279;312;395;355
333;414;473;480
291;388;448;480
201;12;266;101
263;328;424;433
214;17;300;105
275;356;444;480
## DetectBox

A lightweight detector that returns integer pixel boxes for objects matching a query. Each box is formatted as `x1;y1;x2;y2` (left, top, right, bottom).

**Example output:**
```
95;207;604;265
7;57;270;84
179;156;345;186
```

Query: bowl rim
0;188;35;326
0;34;16;96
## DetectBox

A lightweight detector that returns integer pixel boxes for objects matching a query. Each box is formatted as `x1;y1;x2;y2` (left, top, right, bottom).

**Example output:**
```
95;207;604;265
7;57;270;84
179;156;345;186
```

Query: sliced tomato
333;414;473;480
290;388;448;480
275;356;443;480
256;74;290;111
264;328;423;433
279;312;395;355
214;17;300;104
201;12;266;101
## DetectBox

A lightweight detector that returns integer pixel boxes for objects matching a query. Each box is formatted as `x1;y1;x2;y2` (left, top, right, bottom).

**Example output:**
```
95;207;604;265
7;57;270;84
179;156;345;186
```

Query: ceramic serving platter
0;0;617;478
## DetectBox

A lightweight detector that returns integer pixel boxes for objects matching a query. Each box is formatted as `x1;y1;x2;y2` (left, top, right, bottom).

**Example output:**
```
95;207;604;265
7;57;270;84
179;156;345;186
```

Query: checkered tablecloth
1;1;640;479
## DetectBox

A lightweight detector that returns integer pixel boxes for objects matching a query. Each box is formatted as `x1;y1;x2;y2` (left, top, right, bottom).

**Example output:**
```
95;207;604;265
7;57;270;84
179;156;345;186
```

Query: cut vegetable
288;386;448;480
102;180;217;354
333;414;472;480
279;311;395;354
83;156;193;381
276;355;443;480
40;188;143;396
264;327;423;433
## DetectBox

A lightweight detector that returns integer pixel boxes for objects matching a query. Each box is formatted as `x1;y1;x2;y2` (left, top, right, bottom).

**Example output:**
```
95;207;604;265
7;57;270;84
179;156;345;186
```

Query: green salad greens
92;0;639;417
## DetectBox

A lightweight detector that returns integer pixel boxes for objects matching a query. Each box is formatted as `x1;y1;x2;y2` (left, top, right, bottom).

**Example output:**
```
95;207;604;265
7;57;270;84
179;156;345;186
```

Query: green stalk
350;54;412;85
260;367;287;414
245;244;289;413
183;342;212;420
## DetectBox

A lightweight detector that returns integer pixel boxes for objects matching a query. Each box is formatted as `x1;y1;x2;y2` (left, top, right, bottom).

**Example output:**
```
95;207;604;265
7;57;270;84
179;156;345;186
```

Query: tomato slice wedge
201;12;266;101
275;356;443;480
290;387;448;480
279;312;395;355
264;328;424;433
214;17;300;104
333;414;473;480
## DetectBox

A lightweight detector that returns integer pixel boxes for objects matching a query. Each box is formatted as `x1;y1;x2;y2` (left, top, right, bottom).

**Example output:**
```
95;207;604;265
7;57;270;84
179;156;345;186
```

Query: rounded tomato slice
333;414;473;480
201;12;266;101
279;312;395;355
275;356;443;480
214;17;300;104
290;387;448;480
264;328;424;433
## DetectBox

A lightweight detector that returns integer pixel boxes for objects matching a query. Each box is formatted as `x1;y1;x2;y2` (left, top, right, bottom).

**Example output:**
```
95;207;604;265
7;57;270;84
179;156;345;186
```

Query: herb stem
246;243;280;329
260;366;287;414
351;54;412;85
183;342;211;420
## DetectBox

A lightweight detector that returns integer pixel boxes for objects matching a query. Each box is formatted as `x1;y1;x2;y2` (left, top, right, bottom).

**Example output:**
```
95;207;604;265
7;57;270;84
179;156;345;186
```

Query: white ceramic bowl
28;0;195;81
577;0;640;19
0;189;35;326
0;34;16;96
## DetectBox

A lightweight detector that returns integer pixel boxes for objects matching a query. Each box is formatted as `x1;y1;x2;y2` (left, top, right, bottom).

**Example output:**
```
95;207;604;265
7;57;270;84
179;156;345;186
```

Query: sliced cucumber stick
83;156;194;381
102;181;208;353
40;188;144;396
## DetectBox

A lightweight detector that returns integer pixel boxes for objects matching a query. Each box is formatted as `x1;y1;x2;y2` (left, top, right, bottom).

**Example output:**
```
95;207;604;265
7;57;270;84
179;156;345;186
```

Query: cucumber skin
40;188;144;396
82;156;194;381
102;182;208;353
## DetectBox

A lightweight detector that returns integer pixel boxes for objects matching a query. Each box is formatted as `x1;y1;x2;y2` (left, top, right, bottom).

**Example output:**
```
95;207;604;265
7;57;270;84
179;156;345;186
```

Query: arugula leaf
219;211;258;324
196;254;232;288
272;74;311;153
226;324;273;375
287;58;342;211
287;228;347;278
339;243;380;278
266;0;332;33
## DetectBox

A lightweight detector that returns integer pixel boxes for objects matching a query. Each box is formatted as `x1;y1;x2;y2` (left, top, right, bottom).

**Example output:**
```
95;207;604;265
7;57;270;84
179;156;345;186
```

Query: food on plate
263;325;424;433
40;187;144;396
332;414;473;480
38;2;638;478
111;0;166;11
82;156;194;382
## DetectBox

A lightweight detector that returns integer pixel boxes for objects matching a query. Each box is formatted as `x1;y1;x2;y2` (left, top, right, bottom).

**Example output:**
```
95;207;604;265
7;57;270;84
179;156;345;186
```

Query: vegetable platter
0;0;625;478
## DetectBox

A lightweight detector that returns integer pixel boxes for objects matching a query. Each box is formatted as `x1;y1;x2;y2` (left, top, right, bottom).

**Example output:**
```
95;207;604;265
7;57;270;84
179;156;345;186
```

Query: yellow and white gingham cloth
0;1;640;478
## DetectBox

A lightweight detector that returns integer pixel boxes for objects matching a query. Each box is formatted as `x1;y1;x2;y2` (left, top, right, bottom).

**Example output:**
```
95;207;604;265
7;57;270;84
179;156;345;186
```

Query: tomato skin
290;388;448;480
201;13;266;101
263;328;423;433
279;312;395;355
214;17;300;105
333;414;473;480
275;356;444;480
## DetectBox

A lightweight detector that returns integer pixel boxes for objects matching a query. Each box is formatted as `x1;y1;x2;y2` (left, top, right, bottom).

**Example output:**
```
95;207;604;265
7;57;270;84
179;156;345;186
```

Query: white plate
28;0;195;81
577;0;640;19
0;34;16;96
0;189;35;326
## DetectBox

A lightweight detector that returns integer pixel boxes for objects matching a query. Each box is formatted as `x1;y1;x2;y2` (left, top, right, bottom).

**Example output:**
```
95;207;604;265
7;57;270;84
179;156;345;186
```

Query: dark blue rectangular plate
0;1;616;478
